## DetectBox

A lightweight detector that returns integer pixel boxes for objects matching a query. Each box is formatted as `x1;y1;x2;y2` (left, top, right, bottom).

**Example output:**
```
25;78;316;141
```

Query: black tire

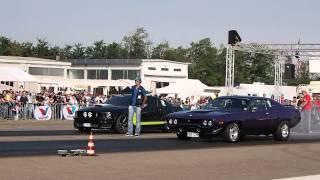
176;131;191;141
223;123;240;143
273;121;290;141
115;114;128;134
78;127;91;133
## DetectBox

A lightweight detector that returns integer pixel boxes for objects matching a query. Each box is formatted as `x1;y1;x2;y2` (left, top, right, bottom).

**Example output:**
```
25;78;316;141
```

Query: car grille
177;119;203;126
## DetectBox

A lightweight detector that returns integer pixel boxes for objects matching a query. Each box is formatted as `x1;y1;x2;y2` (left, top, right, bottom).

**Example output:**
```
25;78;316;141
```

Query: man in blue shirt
126;77;148;137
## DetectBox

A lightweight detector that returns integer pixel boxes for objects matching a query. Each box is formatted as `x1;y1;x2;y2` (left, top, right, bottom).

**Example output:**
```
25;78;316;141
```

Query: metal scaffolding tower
225;45;235;95
225;43;320;100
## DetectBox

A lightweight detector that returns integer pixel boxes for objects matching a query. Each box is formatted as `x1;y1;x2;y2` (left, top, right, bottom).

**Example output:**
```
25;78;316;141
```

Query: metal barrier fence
0;102;86;120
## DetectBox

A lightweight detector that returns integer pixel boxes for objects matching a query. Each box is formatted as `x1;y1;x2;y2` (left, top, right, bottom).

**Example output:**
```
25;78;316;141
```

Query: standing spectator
19;91;28;119
94;94;102;104
299;90;312;133
314;95;320;123
126;77;147;137
297;95;303;108
54;92;64;120
83;92;91;107
68;94;78;105
101;95;108;104
190;96;198;110
26;92;34;119
291;97;298;107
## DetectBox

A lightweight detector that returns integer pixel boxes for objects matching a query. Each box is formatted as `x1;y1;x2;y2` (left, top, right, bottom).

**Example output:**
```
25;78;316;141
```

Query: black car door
244;99;274;133
141;97;162;124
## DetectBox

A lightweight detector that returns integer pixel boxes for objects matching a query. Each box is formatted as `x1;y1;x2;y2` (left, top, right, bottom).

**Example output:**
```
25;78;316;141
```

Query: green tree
92;40;107;58
72;43;86;59
60;45;73;60
122;27;151;58
0;36;12;55
33;38;50;58
49;46;61;60
9;40;24;56
21;42;34;57
152;41;169;59
106;42;123;59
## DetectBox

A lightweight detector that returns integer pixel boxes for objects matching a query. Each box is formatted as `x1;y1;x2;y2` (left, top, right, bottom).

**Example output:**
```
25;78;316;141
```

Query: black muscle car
166;96;301;142
74;95;182;133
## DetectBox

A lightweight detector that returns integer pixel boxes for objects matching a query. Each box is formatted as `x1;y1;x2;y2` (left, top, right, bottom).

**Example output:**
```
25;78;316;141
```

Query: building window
161;68;169;71
148;67;156;70
99;70;108;79
112;70;140;80
68;69;84;79
87;70;97;79
29;67;64;77
128;70;139;80
111;70;124;80
174;68;181;72
87;70;108;80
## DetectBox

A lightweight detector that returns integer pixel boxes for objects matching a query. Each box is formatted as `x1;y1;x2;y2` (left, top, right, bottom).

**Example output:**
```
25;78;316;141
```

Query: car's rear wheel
223;123;240;143
273;121;290;141
176;131;191;141
78;127;92;133
115;114;128;134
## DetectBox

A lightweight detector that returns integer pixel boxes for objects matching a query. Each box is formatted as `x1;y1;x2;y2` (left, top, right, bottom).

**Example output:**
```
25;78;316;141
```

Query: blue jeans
128;105;142;134
301;110;311;132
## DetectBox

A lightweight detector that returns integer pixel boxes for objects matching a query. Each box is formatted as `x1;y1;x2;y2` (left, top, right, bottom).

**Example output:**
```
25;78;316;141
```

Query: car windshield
106;95;131;106
205;98;250;110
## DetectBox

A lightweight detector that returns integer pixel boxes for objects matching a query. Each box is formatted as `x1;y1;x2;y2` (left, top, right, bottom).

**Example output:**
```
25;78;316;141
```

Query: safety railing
0;102;87;120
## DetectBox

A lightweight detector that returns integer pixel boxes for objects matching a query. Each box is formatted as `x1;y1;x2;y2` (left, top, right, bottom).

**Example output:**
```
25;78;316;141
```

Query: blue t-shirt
131;85;147;106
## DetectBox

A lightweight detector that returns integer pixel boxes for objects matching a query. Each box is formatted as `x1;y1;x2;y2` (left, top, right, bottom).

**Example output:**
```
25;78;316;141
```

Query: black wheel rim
118;115;128;133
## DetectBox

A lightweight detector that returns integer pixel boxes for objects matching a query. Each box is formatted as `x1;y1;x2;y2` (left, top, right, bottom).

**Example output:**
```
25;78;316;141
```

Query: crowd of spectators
0;89;112;107
160;95;213;110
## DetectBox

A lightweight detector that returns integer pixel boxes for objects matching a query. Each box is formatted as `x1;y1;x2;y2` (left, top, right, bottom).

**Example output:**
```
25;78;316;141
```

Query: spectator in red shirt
299;90;312;133
314;95;320;122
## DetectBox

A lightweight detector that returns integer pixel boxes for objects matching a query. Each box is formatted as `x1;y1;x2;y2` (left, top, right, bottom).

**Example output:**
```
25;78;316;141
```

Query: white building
0;56;190;94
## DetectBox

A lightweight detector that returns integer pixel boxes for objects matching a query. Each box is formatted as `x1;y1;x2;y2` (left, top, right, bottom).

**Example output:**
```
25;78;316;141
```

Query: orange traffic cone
86;132;96;156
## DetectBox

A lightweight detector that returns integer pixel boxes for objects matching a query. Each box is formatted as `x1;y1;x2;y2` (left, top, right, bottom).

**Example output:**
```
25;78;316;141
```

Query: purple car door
244;99;274;133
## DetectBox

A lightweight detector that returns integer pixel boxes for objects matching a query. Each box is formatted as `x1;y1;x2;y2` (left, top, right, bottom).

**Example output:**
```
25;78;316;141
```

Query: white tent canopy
156;79;208;99
0;67;39;82
70;79;133;88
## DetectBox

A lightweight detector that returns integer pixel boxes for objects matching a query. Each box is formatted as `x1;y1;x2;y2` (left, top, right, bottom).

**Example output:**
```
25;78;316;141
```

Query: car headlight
208;120;213;126
88;112;93;118
203;120;208;126
168;119;173;124
173;119;178;125
83;112;87;118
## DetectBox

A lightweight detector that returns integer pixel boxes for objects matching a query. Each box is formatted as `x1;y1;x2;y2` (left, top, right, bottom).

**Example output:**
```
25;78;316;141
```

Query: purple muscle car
166;96;301;142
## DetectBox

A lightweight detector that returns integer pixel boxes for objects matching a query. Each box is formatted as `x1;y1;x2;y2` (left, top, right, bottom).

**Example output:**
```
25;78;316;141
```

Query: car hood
167;109;231;119
77;104;127;113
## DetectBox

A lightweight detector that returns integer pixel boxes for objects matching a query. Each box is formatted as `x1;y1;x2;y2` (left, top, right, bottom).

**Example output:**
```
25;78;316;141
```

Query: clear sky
1;0;320;47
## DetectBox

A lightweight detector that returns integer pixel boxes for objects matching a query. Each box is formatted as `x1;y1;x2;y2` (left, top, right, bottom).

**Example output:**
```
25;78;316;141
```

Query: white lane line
273;175;320;180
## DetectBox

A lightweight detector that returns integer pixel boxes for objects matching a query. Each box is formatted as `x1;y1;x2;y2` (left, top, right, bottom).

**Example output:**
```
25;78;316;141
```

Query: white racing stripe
274;175;320;180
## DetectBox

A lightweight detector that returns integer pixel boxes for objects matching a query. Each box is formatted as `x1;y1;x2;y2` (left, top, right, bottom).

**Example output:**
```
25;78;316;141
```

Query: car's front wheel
273;121;290;141
115;114;128;134
223;123;240;143
176;131;191;141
